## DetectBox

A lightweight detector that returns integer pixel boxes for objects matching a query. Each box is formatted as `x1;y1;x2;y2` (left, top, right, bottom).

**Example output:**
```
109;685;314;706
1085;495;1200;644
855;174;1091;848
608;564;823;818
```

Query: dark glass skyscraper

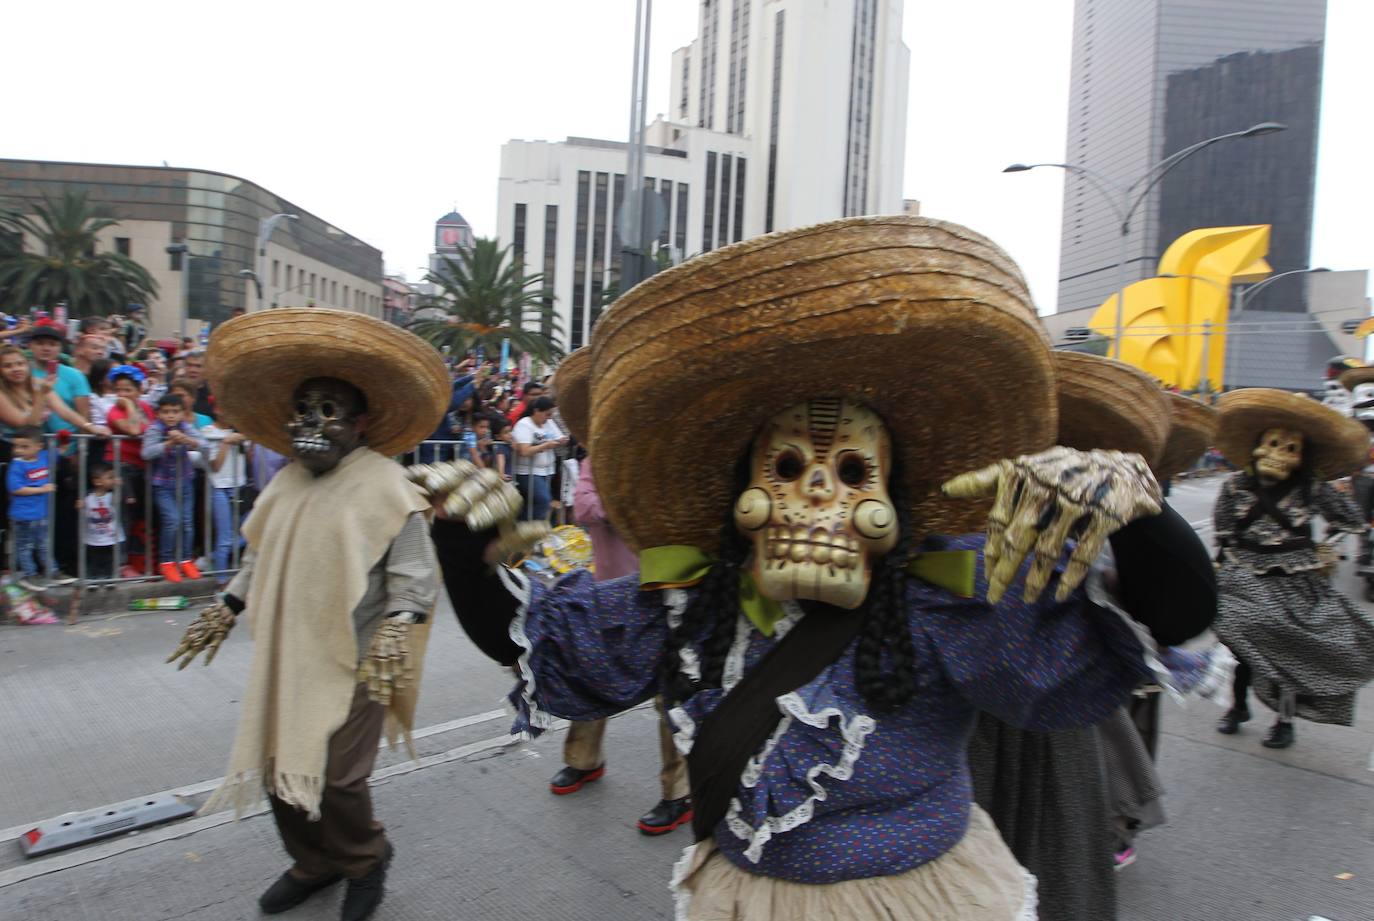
1056;0;1327;315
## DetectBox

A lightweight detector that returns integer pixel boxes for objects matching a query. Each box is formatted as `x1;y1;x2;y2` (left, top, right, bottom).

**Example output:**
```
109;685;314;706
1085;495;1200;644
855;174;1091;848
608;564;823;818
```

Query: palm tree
409;237;563;364
0;191;159;316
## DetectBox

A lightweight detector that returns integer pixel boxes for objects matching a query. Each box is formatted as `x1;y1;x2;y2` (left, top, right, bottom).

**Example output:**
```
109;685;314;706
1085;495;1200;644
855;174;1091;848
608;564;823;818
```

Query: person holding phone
511;396;565;522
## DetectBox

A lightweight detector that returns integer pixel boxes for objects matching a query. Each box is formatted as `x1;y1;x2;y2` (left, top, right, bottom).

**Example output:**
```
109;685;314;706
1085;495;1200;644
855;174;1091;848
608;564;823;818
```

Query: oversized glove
407;461;551;561
942;446;1162;604
357;615;414;706
165;600;237;669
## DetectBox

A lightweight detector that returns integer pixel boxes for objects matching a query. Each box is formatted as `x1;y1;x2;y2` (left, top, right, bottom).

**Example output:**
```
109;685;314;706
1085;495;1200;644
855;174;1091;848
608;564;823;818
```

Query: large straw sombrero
553;347;592;444
1155;393;1218;480
1053;352;1171;469
589;215;1058;555
1339;366;1374;392
207;308;450;457
1215;388;1368;480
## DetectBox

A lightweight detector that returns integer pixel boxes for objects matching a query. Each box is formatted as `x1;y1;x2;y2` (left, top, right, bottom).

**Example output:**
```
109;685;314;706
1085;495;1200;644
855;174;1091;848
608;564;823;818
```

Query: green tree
409;237;563;364
0;191;159;316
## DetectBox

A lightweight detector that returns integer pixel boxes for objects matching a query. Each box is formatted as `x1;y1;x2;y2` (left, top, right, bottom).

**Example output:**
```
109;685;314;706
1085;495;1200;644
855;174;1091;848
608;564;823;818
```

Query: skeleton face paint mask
734;399;899;610
286;377;367;475
1253;426;1303;484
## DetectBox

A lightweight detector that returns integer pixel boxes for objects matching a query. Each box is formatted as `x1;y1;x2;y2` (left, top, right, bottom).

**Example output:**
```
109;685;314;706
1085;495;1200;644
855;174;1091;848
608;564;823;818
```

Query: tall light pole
165;241;192;342
1004;121;1286;359
620;0;654;292
1232;266;1329;314
256;213;299;312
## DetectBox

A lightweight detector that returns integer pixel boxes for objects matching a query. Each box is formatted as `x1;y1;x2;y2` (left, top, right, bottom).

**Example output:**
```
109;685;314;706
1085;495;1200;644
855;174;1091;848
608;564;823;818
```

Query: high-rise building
1056;0;1327;315
498;0;910;350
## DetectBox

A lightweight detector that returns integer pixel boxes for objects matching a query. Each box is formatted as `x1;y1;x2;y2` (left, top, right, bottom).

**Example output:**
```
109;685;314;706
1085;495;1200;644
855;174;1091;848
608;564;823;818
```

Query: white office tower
498;0;910;350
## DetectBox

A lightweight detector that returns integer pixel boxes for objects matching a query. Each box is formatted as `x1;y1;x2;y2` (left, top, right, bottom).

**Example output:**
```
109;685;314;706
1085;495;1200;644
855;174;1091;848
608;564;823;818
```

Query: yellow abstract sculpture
1088;225;1271;390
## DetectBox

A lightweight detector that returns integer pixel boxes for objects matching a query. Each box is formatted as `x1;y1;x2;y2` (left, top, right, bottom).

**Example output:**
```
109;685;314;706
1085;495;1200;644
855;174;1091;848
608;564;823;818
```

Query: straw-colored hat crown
1338;366;1374;392
207;308;450;457
1155;393;1218;481
553;347;592;445
588;215;1058;555
1215;387;1368;480
1053;352;1171;469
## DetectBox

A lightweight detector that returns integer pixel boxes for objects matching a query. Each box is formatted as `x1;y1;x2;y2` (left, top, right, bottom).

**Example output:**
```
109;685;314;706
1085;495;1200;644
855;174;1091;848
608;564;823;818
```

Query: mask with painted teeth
735;398;899;610
285;377;367;475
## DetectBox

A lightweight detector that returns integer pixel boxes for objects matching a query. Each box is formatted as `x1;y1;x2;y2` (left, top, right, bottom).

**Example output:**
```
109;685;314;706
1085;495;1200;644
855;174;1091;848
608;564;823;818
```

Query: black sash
686;604;865;840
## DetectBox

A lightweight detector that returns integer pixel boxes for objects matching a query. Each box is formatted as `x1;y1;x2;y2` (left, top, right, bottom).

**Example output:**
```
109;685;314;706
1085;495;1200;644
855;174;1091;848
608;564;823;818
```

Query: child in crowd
169;379;213;428
201;417;246;575
141;394;207;583
7;426;54;590
81;462;125;579
489;414;514;480
471;414;493;471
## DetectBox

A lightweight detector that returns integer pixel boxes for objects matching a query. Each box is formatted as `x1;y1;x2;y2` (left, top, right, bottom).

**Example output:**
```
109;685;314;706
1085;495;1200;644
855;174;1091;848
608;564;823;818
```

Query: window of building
541;204;558;343
170;249;183;271
331;280;338;304
590;172;609;329
115;237;131;257
343;285;349;307
659;179;673;248
272;259;280;288
286;265;293;290
676;182;689;252
572;171;591;349
703;152;718;252
719;154;734;246
680;52;691;120
513;203;527;270
700;0;719;128
310;273;317;298
766;11;786;233
733;157;746;243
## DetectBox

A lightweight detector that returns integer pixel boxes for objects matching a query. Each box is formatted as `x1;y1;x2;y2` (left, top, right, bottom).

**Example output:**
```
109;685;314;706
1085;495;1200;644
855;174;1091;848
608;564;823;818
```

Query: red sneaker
159;562;183;583
179;560;202;580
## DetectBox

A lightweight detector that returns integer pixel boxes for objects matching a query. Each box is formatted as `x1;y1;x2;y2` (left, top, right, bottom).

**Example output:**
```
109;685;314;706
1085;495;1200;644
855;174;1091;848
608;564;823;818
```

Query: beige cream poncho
203;448;431;819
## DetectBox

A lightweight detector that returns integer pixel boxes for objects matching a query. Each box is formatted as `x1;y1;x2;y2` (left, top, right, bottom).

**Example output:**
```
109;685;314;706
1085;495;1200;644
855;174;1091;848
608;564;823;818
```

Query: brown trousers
563;698;689;801
269;683;388;880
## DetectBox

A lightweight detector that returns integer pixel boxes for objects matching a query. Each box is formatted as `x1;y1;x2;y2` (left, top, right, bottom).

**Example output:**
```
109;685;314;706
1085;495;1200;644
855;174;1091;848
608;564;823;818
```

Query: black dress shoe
1261;720;1295;749
637;797;693;836
259;869;342;914
549;764;605;795
340;843;393;921
1216;706;1251;735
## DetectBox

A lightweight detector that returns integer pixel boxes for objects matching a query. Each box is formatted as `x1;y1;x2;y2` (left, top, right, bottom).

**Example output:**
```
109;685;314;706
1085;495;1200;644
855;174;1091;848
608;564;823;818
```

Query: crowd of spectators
0;311;574;595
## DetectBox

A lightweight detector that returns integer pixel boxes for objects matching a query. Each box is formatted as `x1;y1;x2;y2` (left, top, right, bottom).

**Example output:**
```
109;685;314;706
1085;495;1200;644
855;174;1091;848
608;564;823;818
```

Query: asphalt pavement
0;474;1371;921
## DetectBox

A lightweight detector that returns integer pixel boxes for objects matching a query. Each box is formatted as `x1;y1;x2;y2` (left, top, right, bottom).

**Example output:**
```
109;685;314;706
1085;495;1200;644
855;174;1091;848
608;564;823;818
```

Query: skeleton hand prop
358;615;413;706
942;447;1162;604
166;600;237;669
407;461;551;559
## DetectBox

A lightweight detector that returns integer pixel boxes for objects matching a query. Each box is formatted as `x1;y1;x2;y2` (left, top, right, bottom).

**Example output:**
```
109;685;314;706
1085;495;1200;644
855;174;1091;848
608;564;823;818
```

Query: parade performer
427;217;1215;920
545;348;693;833
968;354;1215;919
165;309;450;921
1213;388;1374;749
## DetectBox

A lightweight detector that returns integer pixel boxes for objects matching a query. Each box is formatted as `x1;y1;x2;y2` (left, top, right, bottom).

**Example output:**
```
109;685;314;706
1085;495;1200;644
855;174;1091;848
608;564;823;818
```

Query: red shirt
105;400;154;469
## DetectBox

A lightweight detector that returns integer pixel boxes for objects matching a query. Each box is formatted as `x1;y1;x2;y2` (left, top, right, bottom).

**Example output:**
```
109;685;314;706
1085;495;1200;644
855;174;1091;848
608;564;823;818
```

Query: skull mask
734;398;899;610
286;377;367;476
1252;426;1303;484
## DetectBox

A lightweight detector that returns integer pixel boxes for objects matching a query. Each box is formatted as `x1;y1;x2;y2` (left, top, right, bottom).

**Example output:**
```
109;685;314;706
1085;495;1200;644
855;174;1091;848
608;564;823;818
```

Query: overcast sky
6;0;1370;312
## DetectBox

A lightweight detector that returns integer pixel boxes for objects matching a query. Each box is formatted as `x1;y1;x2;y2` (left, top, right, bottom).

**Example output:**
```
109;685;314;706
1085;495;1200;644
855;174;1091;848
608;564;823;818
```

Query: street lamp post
1004;121;1286;360
256;213;299;312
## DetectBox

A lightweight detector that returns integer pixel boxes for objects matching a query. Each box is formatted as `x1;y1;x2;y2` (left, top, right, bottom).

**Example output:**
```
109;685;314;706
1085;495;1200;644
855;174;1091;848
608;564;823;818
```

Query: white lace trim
723;692;878;863
1015;868;1040;920
668;841;698;921
499;565;554;738
720;612;753;693
739;715;795;788
668;704;698;757
664;588;702;682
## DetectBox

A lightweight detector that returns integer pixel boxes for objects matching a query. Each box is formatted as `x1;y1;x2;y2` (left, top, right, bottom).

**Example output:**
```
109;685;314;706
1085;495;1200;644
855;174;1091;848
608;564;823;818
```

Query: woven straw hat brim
1053;352;1171;468
553;348;592;445
1155;393;1218;480
206;308;450;457
1215;388;1368;480
1339;366;1374;391
589;215;1057;555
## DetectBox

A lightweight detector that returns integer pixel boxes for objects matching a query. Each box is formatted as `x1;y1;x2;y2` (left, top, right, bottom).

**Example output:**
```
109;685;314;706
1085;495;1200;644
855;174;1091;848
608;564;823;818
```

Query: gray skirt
1214;563;1374;725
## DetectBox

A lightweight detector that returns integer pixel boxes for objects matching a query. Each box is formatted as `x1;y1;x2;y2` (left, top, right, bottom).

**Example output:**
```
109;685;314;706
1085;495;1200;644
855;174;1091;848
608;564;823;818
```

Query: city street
0;476;1371;921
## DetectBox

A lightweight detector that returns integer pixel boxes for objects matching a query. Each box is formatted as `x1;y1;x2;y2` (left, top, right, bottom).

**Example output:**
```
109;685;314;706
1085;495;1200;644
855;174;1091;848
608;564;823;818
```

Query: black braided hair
853;482;919;712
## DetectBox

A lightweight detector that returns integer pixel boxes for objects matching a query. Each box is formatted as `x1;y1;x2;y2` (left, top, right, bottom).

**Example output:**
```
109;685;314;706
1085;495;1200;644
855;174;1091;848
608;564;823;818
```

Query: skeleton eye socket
1269;438;1279;447
836;452;868;487
321;401;338;420
1286;443;1297;453
294;400;309;418
773;449;803;482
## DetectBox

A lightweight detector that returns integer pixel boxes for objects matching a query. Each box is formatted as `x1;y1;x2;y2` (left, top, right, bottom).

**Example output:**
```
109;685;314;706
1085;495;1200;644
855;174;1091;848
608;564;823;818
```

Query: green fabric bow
639;544;976;636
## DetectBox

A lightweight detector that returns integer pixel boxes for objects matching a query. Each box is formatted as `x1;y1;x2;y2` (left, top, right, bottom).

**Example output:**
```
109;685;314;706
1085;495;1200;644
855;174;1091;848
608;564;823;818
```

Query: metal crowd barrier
2;433;247;589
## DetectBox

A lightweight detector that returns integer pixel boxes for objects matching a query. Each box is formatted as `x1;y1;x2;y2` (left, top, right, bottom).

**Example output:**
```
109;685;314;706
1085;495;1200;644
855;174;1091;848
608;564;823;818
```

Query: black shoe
637;797;693;836
340;843;393;921
1216;706;1251;735
258;869;342;914
1262;720;1295;749
549;764;605;795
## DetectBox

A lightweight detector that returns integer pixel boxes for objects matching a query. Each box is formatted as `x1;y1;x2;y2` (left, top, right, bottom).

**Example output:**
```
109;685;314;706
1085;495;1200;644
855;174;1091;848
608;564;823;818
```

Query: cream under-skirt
672;806;1036;921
